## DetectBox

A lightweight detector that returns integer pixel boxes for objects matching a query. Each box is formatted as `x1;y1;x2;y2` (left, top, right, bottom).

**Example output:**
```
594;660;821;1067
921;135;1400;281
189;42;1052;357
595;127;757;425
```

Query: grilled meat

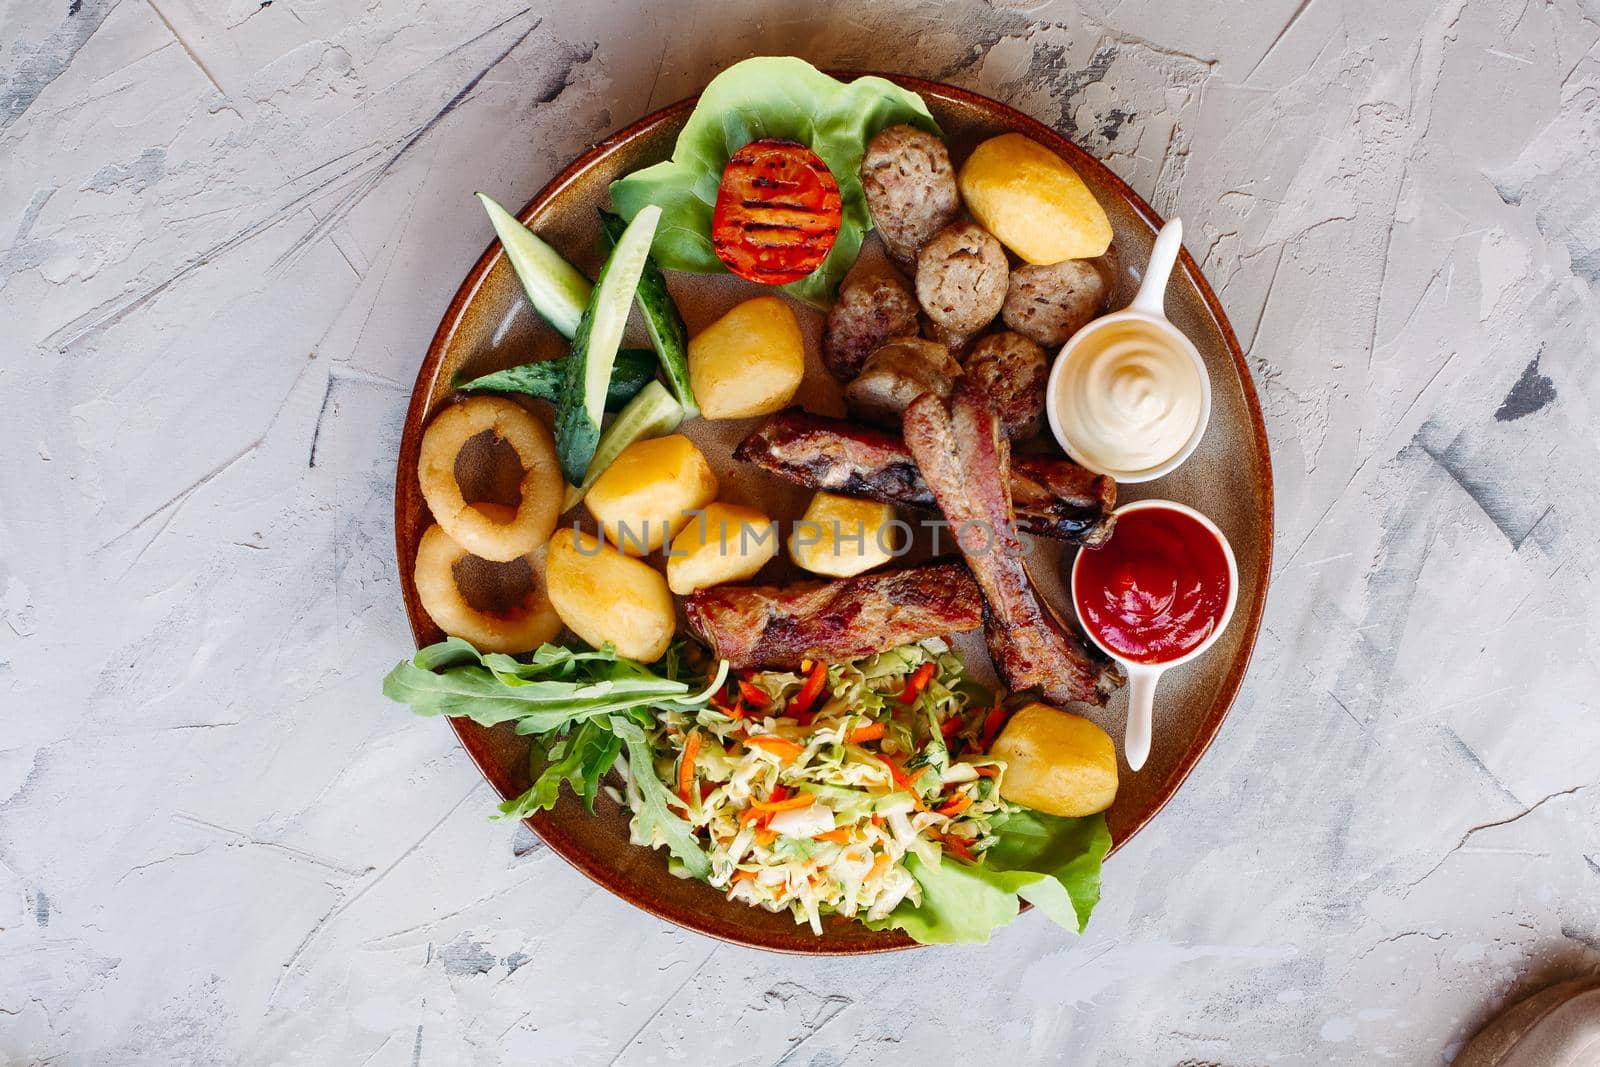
902;378;1122;706
859;125;961;265
823;260;920;380
843;337;962;427
685;560;985;670
734;411;1116;546
963;332;1049;440
915;222;1009;336
1002;257;1110;348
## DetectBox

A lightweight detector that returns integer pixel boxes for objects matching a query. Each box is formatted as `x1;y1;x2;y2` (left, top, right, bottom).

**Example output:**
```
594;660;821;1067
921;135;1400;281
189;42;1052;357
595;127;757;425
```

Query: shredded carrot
879;756;929;811
941;834;976;862
975;765;1002;778
934;793;972;817
677;730;702;804
813;827;852;843
745;735;804;760
789;660;829;722
898;661;937;705
868;853;892;880
731;868;758;884
980;702;1006;750
750;793;815;814
738;784;798;825
711;698;745;721
753;827;778;846
737;679;772;708
846;722;885;744
880;755;917;792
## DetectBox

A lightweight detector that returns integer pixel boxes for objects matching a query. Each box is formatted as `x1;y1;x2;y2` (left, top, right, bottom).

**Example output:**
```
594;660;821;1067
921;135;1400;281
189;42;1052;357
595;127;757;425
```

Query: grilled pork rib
902;379;1122;706
684;560;984;671
734;411;1116;546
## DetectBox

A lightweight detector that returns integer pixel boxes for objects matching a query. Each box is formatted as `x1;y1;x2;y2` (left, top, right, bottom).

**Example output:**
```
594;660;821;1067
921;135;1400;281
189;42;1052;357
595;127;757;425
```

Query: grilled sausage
964;332;1048;439
822;260;920;380
918;316;978;361
1002;258;1109;348
915;222;1009;337
843;337;962;427
859;125;961;265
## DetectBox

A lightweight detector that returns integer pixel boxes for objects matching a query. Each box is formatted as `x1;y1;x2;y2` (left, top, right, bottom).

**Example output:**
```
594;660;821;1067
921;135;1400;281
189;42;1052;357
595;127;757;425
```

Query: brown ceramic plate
394;74;1273;954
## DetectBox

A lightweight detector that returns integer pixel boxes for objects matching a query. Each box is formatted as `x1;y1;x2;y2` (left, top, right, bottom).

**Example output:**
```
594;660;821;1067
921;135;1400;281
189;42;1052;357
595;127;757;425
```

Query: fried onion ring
414;512;562;653
419;396;562;562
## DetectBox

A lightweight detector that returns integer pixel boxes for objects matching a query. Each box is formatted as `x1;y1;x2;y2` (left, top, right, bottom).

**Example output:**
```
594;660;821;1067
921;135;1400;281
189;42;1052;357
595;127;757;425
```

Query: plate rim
392;72;1275;955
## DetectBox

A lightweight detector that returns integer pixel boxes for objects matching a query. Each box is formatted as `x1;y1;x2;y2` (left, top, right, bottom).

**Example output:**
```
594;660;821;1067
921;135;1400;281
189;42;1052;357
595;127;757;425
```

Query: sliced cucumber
562;380;684;512
455;348;656;410
600;210;698;416
476;192;592;339
555;205;662;484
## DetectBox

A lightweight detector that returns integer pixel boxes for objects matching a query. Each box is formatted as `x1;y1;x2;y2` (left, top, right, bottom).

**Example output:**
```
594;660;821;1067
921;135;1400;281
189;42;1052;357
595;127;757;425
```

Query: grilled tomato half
711;139;842;285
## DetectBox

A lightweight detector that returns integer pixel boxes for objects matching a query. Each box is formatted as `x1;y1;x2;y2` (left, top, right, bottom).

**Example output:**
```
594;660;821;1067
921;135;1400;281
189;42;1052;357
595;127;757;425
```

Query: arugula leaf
865;811;1111;945
381;639;721;734
497;719;624;819
609;716;710;879
609;57;938;306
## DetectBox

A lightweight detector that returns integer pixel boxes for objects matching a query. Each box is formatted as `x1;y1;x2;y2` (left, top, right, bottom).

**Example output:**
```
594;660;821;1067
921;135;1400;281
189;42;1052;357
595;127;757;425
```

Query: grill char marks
712;139;842;284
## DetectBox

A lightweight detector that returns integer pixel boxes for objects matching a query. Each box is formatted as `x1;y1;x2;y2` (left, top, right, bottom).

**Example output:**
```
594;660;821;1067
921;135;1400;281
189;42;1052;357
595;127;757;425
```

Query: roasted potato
688;296;805;419
666;502;779;595
958;134;1112;264
990;702;1118;816
788;492;899;578
545;528;675;661
585;434;718;555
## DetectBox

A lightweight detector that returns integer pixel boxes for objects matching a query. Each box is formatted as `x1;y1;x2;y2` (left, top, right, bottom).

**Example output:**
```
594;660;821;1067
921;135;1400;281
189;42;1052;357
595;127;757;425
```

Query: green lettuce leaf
865;811;1111;945
608;56;938;306
863;853;1020;944
983;808;1110;932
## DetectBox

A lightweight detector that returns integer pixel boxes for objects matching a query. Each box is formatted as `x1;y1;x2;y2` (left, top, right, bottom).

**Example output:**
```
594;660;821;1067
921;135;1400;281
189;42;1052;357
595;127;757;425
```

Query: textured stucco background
2;0;1598;1063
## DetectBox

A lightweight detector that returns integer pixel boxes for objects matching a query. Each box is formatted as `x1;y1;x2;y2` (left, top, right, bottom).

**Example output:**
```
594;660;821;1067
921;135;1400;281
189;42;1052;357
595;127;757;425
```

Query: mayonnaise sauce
1051;317;1204;475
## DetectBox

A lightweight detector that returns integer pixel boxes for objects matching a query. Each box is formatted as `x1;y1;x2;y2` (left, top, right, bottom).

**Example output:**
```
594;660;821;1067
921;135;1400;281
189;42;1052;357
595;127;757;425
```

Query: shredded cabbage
622;640;1006;935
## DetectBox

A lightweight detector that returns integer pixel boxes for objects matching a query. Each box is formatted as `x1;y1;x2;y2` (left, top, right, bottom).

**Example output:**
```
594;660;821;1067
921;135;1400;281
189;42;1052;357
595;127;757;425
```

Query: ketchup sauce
1073;505;1232;665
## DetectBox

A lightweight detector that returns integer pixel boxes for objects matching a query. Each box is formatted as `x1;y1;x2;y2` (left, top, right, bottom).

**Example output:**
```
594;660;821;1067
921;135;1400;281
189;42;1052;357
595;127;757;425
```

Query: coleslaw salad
621;639;1006;933
384;636;1110;945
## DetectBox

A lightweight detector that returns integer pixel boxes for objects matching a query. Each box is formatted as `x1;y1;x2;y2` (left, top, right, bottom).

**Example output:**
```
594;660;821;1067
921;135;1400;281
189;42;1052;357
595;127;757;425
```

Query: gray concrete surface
2;0;1598;1063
